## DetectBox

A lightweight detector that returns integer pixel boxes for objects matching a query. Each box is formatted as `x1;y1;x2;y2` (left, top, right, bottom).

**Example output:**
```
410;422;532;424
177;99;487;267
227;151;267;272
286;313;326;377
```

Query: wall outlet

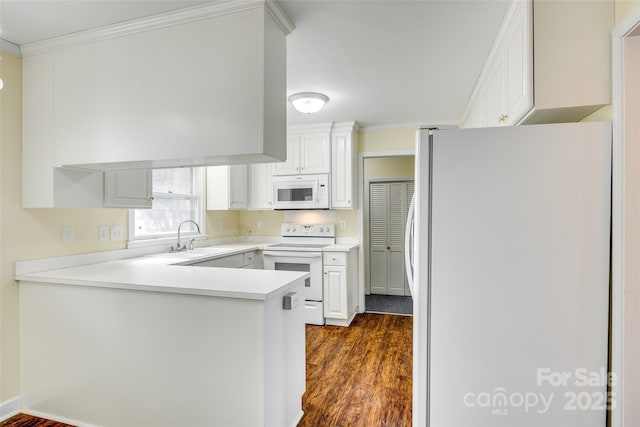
99;226;109;241
219;221;224;232
340;220;347;231
110;225;124;241
62;226;74;244
257;220;264;230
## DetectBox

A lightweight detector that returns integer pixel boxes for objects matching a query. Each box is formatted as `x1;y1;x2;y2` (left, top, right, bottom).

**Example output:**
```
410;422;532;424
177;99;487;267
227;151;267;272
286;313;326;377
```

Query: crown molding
21;0;292;57
287;122;334;133
0;39;21;57
266;1;295;35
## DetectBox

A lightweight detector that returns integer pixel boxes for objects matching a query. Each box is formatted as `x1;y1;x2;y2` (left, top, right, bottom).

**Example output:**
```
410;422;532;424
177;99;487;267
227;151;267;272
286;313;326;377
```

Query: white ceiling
0;0;510;129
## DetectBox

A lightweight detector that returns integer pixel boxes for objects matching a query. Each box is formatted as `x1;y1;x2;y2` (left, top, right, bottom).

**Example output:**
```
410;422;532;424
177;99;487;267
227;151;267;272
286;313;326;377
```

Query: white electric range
263;223;335;325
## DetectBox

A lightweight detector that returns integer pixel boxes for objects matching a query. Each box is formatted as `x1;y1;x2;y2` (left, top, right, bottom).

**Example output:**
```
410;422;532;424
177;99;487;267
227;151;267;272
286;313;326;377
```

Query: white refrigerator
408;122;611;426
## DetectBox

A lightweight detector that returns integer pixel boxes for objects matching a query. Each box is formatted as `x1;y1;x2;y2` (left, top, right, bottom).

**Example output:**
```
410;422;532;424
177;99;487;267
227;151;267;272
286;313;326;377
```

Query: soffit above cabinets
2;0;510;129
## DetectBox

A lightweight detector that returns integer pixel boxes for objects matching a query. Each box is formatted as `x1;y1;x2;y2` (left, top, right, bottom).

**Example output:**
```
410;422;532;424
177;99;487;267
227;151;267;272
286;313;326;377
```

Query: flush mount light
288;92;329;114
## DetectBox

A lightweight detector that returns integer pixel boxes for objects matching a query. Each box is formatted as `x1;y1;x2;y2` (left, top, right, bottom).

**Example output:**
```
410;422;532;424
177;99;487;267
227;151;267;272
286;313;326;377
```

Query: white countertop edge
16;271;309;301
323;243;359;251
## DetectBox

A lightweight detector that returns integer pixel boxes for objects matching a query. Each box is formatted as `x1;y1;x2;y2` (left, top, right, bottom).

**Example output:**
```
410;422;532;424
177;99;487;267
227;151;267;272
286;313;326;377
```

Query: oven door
263;251;323;301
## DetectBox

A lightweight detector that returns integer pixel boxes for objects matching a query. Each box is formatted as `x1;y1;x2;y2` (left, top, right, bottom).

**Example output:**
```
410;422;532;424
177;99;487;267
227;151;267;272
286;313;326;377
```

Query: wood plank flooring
299;313;412;427
1;313;412;427
0;414;73;427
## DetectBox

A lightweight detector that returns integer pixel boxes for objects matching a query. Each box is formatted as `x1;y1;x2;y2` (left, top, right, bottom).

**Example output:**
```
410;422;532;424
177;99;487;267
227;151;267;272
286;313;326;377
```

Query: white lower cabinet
323;247;358;327
191;253;244;268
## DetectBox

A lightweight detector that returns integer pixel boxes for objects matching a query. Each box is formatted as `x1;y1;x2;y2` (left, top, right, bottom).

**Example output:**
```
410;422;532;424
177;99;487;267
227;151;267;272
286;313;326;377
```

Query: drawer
243;251;256;266
323;252;346;266
304;301;324;325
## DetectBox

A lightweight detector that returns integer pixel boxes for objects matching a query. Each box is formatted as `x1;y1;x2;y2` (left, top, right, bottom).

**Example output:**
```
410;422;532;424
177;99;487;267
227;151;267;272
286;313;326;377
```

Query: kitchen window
129;167;206;243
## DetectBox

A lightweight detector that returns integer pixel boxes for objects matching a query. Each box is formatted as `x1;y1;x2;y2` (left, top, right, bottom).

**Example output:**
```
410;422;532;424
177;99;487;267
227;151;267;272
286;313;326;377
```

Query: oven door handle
263;251;323;259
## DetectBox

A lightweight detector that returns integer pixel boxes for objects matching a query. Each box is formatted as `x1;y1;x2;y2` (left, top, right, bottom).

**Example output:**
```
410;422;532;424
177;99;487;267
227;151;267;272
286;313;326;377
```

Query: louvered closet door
370;183;389;295
369;181;414;296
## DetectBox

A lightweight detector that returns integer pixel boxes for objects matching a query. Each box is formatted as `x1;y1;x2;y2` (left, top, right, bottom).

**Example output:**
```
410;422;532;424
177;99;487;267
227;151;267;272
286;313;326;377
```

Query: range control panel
281;223;335;237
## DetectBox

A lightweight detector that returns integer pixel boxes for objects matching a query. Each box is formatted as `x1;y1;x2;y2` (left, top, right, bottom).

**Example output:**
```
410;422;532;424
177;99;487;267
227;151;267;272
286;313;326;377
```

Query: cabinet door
229;165;248;209
324;266;347;319
207;165;247;210
272;132;300;175
486;52;506;127
503;0;532;126
249;163;273;209
104;169;152;208
331;130;354;208
299;132;330;174
191;254;244;268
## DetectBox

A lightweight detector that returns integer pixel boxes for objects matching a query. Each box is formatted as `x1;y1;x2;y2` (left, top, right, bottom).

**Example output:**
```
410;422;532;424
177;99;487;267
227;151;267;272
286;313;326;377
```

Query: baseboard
21;409;98;427
0;396;21;421
325;311;357;327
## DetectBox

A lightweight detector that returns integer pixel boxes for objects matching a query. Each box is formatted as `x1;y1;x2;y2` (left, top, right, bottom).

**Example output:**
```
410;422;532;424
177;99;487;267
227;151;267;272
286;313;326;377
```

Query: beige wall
358;127;415;152
579;1;640;122
0;51;129;401
364;156;415;180
617;0;640;23
237;210;284;236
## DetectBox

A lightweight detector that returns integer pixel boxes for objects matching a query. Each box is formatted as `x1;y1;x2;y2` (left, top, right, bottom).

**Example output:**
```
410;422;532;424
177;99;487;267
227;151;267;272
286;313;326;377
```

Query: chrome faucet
170;220;201;252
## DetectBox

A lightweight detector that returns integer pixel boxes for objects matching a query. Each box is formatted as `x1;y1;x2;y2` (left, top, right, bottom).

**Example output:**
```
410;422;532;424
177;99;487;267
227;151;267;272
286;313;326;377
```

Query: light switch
99;226;109;241
110;225;123;241
257;220;264;230
62;226;74;244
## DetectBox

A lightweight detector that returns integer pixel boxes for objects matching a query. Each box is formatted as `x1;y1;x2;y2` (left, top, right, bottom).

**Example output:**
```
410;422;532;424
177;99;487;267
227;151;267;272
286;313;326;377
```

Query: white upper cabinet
206;165;248;210
22;2;293;207
462;0;612;128
248;163;274;210
104;170;153;209
272;123;332;176
331;122;359;209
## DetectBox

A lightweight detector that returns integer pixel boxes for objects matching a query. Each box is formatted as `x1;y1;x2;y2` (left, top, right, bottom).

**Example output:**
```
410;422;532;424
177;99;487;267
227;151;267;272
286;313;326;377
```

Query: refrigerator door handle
405;193;416;296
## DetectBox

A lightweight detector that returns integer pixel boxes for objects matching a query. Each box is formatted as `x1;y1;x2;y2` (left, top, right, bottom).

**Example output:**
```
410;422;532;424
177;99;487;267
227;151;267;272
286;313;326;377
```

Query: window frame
127;167;207;247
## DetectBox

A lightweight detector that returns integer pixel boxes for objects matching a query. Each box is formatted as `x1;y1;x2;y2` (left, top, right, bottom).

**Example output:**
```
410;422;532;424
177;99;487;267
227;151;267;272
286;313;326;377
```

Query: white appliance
408;122;611;426
263;223;335;325
272;174;329;210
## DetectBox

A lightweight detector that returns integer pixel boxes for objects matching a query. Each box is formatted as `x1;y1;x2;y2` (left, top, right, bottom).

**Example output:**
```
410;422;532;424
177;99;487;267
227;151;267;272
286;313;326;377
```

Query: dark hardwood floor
0;414;73;427
1;313;412;427
299;313;412;427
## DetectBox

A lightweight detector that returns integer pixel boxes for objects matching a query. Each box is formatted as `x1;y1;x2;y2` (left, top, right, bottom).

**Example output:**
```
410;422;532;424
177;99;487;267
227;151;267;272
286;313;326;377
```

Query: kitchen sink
149;247;230;259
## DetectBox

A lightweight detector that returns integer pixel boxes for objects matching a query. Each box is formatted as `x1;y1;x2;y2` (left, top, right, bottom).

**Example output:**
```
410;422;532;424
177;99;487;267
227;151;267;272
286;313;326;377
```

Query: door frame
365;177;415;297
612;8;640;425
357;149;415;312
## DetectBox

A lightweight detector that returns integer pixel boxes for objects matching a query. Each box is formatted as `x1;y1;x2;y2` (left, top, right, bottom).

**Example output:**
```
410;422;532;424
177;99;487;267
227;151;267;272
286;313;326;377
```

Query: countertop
323;243;359;252
15;242;307;301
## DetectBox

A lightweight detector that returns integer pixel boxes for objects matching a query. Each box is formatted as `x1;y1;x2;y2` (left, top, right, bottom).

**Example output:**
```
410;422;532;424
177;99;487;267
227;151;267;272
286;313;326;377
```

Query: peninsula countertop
15;242;308;301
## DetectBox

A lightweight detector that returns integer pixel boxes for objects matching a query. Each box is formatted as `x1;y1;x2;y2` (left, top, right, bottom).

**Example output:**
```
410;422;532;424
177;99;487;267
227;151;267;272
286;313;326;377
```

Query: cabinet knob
498;114;508;123
148;196;155;201
332;257;336;261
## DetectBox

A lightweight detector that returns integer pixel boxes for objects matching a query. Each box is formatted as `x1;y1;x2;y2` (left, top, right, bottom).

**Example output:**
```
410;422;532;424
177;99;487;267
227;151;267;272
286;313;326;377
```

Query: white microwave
272;174;329;210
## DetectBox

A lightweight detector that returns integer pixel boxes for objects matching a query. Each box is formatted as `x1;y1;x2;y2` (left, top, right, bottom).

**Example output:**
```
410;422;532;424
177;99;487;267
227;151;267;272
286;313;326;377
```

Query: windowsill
127;234;208;249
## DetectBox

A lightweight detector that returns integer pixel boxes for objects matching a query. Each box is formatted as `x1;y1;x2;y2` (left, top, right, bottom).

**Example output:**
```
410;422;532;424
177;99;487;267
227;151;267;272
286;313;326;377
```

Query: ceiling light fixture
288;92;329;114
